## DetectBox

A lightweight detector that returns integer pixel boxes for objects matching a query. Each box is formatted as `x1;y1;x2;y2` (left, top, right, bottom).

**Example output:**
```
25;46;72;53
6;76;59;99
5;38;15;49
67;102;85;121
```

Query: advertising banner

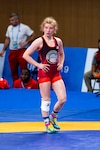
61;47;87;91
2;45;98;91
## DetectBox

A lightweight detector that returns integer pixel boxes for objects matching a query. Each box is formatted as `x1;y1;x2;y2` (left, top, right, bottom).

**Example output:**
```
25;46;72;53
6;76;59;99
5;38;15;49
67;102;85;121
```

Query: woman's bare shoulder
34;37;43;43
55;36;63;45
33;37;43;50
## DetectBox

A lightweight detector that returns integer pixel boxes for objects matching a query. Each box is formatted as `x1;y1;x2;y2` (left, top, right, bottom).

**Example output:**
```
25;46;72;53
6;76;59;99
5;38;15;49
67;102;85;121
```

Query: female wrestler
23;17;66;133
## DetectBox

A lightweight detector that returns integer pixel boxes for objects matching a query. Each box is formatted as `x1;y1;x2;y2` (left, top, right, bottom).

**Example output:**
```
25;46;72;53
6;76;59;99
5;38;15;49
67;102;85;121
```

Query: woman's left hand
57;63;63;71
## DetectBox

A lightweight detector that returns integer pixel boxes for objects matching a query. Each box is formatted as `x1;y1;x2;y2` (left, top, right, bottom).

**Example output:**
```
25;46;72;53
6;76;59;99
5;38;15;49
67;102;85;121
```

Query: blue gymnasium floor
0;89;100;150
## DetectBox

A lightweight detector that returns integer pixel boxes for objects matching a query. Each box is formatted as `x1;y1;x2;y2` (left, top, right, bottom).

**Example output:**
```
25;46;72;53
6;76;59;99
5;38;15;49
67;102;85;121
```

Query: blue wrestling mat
0;131;100;150
0;89;100;149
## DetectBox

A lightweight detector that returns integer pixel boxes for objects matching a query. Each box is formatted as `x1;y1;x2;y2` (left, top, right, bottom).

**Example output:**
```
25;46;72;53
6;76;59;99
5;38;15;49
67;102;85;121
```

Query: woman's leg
39;81;51;117
52;79;66;112
50;79;66;129
39;81;56;133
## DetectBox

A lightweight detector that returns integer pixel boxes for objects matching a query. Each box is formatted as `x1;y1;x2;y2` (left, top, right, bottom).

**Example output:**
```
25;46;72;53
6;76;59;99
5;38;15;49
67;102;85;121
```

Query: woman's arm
56;37;65;71
23;37;50;72
23;38;42;68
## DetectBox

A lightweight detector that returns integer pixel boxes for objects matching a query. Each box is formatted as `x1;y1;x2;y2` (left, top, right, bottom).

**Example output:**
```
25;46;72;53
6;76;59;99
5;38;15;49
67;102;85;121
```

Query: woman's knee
59;95;67;105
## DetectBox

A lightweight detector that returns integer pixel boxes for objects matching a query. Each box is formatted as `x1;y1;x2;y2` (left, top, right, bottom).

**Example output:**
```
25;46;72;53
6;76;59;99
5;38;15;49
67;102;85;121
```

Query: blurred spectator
0;13;35;83
84;39;100;92
13;69;38;89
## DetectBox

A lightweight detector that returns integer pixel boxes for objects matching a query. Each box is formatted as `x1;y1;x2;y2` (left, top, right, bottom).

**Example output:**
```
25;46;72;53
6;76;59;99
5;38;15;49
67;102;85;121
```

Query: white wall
0;44;6;78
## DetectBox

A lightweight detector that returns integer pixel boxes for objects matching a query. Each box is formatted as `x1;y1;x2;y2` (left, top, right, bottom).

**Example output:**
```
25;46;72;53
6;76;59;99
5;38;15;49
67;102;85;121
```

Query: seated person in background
13;68;38;89
84;39;100;92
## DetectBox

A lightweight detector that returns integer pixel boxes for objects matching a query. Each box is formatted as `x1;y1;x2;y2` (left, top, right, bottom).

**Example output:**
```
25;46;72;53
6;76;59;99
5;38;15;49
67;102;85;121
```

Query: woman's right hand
38;63;50;72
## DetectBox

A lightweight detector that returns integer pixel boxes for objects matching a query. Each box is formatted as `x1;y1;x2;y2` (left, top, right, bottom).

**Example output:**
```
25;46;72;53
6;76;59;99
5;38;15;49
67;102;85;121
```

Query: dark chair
92;79;100;96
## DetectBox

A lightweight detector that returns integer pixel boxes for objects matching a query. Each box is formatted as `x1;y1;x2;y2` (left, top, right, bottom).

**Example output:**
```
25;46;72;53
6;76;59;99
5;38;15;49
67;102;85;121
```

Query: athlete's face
43;23;55;37
20;70;30;83
9;16;19;26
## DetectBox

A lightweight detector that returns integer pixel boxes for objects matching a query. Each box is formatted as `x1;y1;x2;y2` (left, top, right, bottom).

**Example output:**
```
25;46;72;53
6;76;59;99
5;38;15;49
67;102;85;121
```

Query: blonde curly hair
40;17;58;34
